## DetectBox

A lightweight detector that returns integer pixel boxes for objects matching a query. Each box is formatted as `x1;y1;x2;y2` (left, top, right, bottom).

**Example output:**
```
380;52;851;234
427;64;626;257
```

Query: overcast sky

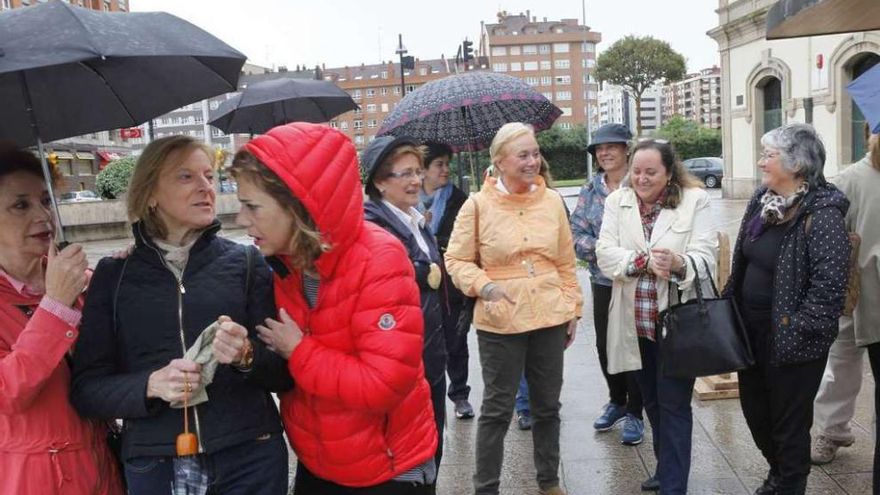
133;1;721;72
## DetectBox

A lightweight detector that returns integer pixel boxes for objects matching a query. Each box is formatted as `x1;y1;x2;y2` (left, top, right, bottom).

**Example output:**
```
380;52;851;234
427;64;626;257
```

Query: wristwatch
236;339;254;371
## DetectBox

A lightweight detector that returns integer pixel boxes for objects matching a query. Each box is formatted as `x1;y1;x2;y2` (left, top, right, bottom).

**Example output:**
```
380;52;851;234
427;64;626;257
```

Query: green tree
537;124;589;181
655;115;722;160
95;155;137;199
595;36;686;136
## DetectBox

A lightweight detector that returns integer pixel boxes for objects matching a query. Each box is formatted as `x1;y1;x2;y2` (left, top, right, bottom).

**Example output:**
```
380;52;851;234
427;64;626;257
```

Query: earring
379;188;386;194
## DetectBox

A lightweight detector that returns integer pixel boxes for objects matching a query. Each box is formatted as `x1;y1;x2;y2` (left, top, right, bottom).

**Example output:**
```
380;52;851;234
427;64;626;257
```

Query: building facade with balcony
661;66;722;130
709;0;879;198
598;83;664;136
480;11;602;130
321;59;458;150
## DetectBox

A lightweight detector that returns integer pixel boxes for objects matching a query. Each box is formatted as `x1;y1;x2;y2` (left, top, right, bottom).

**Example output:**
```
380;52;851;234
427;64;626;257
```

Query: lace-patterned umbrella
376;71;561;152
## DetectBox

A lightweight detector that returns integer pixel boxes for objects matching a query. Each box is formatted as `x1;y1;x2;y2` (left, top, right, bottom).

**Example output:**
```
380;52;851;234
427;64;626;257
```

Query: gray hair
760;123;827;188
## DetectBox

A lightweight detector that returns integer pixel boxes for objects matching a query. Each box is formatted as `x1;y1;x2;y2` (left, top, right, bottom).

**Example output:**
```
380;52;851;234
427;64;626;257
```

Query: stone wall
58;193;242;242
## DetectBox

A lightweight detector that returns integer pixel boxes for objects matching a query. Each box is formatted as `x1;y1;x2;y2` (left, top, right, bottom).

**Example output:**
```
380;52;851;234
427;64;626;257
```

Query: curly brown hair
229;150;329;272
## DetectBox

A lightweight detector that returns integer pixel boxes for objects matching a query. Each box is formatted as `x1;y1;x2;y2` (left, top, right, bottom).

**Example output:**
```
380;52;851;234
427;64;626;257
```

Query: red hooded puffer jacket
243;123;437;487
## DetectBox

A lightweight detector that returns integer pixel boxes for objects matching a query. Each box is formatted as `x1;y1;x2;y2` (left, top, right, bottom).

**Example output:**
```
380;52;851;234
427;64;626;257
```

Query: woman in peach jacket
445;122;582;495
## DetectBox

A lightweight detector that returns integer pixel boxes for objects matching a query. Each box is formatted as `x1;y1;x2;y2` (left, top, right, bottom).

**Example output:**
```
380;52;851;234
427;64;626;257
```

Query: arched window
761;77;782;134
850;53;880;160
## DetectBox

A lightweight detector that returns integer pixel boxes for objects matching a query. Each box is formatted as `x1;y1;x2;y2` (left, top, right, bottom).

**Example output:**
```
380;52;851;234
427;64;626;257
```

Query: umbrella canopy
847;63;880;134
766;0;880;40
377;71;562;152
0;1;246;147
208;78;358;134
0;1;245;245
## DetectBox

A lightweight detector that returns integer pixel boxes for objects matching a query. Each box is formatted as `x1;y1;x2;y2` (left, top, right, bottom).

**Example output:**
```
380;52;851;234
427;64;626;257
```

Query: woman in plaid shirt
596;139;716;495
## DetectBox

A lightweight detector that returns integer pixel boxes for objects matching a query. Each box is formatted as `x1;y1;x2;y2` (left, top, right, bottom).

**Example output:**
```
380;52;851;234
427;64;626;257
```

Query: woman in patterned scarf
723;123;851;495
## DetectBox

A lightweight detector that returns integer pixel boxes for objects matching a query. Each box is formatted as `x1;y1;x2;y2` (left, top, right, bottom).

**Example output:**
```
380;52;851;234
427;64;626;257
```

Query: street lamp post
583;0;593;179
396;34;415;97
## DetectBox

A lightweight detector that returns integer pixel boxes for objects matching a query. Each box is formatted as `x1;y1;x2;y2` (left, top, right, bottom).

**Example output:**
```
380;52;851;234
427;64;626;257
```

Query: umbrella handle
176;376;198;456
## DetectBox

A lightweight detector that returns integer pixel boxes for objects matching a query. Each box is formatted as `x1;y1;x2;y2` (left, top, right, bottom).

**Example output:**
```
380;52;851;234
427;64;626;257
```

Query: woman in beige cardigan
596;139;716;494
445;122;582;495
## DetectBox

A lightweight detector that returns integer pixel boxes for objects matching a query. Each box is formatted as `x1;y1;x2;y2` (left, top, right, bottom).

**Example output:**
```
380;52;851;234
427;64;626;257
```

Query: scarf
746;182;809;240
428;183;453;235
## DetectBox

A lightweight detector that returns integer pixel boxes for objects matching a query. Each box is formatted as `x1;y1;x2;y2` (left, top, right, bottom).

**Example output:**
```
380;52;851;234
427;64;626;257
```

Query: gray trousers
474;324;567;494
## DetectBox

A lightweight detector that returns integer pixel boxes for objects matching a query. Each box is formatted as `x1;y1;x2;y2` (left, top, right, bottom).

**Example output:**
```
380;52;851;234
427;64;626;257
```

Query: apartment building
661;66;722;130
321;58;458;150
480;11;602;129
598;83;664;136
2;0;134;193
0;0;128;11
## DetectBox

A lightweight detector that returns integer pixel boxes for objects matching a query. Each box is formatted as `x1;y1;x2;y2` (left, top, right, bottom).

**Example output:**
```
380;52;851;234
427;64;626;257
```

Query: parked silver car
683;157;723;188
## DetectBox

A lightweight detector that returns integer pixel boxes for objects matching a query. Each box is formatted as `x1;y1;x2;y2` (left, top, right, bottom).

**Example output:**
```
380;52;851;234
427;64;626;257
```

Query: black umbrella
208;78;359;135
766;0;880;40
0;1;246;243
376;71;562;152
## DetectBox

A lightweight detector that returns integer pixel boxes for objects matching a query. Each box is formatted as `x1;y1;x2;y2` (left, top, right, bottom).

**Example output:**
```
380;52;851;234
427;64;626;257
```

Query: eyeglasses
386;169;424;180
759;151;780;161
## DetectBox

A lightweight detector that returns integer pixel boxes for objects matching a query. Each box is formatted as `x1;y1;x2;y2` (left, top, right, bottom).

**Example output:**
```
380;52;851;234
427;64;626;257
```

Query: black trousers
293;462;435;495
738;308;826;494
444;296;472;402
866;343;880;495
592;283;642;418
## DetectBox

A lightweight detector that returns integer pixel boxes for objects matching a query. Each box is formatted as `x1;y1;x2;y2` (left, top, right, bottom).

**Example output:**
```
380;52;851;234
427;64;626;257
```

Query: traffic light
463;40;474;62
47;152;58;166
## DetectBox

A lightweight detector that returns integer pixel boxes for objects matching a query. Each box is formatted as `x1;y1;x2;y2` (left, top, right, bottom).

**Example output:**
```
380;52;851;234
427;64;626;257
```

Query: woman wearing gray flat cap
571;123;646;448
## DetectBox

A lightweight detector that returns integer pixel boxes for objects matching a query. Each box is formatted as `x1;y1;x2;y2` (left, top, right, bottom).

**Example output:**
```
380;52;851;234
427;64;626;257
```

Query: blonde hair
229;150;329;272
489;122;535;167
127;135;213;240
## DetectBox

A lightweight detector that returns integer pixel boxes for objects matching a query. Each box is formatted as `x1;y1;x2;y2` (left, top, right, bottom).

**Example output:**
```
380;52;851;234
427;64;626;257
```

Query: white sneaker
811;435;854;465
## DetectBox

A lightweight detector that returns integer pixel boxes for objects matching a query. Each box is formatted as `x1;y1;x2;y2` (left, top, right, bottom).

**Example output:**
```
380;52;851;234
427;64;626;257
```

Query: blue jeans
124;433;288;495
514;375;529;414
635;338;695;495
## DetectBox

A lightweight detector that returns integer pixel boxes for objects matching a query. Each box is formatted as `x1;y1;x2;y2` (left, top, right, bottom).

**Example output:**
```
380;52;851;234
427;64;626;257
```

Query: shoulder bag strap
473;198;481;268
112;257;131;335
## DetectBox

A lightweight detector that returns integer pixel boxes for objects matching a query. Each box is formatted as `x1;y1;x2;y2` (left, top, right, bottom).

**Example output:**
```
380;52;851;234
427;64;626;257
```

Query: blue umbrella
377;71;561;152
847;63;880;133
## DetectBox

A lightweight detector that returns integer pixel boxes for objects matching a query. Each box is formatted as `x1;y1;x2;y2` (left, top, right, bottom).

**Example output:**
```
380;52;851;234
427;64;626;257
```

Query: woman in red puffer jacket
223;122;437;494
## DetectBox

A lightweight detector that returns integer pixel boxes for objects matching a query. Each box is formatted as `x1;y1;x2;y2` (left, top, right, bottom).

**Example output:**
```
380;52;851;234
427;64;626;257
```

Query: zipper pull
179;282;186;294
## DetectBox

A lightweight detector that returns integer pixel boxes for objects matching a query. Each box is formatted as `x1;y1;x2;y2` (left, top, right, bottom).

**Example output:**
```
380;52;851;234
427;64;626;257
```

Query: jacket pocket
475;298;513;330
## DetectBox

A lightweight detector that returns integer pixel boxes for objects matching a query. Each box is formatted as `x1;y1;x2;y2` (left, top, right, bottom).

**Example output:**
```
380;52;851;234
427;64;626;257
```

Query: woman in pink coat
0;145;122;495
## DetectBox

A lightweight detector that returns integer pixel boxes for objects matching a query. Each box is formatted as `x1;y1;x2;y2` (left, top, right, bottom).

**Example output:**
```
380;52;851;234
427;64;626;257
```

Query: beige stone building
709;0;879;198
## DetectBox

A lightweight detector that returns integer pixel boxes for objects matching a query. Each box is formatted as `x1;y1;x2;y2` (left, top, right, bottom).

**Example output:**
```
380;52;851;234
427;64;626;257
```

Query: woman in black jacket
361;135;447;469
723;123;850;495
419;141;474;420
71;136;293;494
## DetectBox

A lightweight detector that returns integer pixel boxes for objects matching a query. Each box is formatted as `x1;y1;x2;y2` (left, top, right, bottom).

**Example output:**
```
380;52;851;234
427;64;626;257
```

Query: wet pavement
80;189;875;494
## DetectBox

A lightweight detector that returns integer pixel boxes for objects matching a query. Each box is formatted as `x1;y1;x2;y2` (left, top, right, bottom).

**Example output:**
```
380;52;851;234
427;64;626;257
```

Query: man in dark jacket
419;141;475;420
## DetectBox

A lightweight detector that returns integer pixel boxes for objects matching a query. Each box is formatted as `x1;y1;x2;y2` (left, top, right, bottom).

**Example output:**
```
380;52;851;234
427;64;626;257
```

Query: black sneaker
454;399;474;419
641;475;660;492
516;410;532;430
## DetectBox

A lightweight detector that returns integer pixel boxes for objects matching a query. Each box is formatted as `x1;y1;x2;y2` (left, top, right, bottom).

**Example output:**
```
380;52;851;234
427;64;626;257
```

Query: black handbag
657;256;754;379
